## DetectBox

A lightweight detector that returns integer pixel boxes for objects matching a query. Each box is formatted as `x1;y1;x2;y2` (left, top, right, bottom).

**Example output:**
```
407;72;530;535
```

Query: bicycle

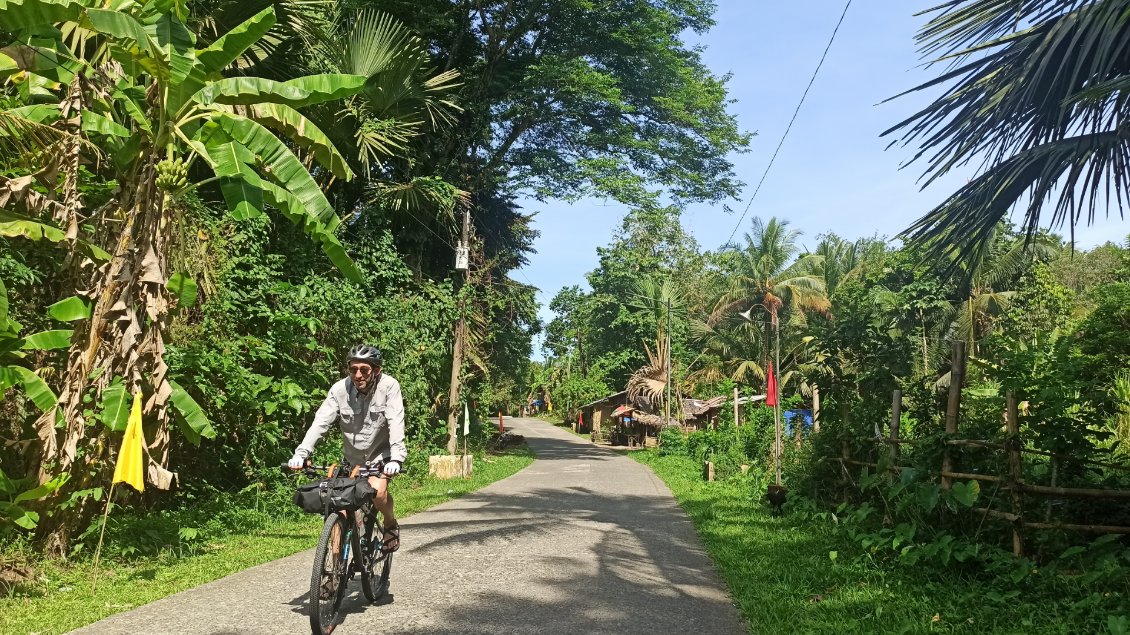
282;462;395;635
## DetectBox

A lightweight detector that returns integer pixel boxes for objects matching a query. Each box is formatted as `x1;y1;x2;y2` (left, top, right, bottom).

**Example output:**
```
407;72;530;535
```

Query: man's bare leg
368;475;399;551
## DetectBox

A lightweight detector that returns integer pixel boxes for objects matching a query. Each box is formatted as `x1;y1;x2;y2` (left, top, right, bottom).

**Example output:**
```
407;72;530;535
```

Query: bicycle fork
343;510;367;579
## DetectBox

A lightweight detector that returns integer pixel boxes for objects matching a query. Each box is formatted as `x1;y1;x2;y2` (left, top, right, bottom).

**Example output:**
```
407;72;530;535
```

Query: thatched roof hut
631;411;676;428
579;390;628;435
682;396;726;421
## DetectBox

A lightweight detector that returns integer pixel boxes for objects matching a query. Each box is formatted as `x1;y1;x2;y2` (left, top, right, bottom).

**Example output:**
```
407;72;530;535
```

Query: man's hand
287;455;306;470
383;461;401;476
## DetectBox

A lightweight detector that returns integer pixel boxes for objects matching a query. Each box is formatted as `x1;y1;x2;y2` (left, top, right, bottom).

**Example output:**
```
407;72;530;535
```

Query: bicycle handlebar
278;463;389;478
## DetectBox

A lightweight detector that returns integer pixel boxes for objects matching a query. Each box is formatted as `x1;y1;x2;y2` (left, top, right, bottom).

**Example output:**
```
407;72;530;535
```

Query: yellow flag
112;391;146;492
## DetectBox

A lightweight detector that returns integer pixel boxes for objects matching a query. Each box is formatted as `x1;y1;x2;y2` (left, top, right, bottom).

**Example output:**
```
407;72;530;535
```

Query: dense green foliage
543;204;1130;629
0;0;746;577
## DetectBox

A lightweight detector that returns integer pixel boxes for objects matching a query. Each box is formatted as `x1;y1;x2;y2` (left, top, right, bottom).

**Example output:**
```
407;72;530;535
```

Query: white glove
287;455;306;469
383;462;401;476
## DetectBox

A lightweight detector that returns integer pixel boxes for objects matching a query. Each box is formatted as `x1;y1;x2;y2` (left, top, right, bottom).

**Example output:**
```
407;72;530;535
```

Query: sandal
380;524;400;554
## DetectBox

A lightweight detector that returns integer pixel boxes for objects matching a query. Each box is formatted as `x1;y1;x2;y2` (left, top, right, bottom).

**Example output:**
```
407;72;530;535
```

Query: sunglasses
349;365;377;377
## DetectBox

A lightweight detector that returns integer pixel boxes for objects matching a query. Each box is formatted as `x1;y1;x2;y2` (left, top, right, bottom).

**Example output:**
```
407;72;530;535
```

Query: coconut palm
941;230;1058;357
887;0;1130;266
814;234;885;297
709;217;829;376
624;275;685;420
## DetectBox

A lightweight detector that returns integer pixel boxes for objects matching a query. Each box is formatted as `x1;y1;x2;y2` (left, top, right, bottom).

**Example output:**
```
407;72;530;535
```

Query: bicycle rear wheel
310;513;348;635
361;520;392;601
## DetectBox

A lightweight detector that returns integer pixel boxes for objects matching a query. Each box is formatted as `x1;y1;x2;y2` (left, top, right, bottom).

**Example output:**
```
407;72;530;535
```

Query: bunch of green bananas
155;158;189;192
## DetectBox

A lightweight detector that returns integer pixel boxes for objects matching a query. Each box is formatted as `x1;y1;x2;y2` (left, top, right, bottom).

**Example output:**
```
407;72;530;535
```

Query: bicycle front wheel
360;520;392;601
310;513;348;635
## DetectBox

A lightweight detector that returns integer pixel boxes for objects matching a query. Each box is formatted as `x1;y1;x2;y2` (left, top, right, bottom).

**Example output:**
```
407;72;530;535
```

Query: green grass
633;451;1128;635
0;445;534;635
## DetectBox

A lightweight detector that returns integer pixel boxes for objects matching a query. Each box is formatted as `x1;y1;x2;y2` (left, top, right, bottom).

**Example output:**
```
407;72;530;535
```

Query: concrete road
72;417;747;635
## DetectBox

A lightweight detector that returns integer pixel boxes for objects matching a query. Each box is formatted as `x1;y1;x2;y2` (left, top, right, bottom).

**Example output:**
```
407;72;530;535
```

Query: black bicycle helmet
347;343;382;367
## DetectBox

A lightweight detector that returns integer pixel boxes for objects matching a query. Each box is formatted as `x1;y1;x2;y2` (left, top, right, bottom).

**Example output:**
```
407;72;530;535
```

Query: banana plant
0;467;69;533
0;0;368;550
0;279;68;414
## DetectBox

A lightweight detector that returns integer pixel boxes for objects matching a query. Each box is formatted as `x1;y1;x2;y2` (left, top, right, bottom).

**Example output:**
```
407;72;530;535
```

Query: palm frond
981;235;1056;288
0;108;75;160
904;129;1130;266
890;0;1130;264
320;9;462;170
627;340;669;409
369;175;469;227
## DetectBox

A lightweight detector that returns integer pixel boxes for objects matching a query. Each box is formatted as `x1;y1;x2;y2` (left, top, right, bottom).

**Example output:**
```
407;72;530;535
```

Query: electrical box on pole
454;243;469;271
455;208;471;271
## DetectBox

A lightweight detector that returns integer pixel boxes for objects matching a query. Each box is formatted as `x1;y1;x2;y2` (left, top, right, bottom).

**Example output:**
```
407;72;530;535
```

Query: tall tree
358;0;751;275
585;206;702;387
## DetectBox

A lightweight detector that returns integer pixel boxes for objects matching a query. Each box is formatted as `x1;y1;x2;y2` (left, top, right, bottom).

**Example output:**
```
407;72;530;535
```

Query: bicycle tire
309;513;347;635
360;519;392;601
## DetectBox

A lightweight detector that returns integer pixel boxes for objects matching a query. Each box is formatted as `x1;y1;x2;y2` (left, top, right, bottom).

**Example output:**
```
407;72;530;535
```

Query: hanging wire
723;0;855;247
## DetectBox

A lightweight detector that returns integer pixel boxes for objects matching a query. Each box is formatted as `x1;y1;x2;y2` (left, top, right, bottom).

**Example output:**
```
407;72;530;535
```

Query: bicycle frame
284;461;394;635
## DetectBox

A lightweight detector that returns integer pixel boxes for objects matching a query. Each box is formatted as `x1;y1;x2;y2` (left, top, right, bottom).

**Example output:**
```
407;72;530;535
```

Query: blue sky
513;0;1124;341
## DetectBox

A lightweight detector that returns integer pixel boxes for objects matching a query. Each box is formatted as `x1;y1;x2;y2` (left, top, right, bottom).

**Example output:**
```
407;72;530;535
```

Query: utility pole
447;207;471;454
774;313;782;487
577;331;585;378
665;297;672;426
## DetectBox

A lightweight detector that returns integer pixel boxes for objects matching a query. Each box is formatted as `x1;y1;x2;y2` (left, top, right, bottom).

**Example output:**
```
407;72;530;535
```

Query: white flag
463;402;470;436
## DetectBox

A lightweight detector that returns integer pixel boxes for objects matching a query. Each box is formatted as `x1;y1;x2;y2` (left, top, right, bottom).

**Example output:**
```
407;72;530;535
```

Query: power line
723;0;854;248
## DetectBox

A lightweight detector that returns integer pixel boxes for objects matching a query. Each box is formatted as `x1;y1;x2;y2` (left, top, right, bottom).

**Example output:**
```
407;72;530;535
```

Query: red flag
765;362;778;407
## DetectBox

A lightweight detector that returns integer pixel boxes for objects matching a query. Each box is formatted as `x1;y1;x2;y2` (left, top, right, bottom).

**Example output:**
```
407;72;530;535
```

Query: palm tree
701;217;830;485
814;234;885;297
939;230;1057;358
625;275;685;421
319;10;462;175
709;217;829;377
886;0;1130;266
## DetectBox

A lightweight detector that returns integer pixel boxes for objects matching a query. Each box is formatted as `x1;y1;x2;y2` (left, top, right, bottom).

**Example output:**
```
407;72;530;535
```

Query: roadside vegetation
535;2;1130;632
0;0;740;612
635;450;1128;635
1;444;534;635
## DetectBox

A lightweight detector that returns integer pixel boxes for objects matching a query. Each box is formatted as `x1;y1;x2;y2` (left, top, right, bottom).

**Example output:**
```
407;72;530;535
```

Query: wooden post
733;386;739;429
1045;458;1057;522
812;385;820;434
703;461;715;482
890;390;902;465
1005;392;1024;557
841;438;851;503
445;208;473;455
942;341;966;489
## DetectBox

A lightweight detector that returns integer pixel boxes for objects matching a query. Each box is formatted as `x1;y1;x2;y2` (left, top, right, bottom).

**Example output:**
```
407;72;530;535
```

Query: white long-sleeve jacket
294;373;407;465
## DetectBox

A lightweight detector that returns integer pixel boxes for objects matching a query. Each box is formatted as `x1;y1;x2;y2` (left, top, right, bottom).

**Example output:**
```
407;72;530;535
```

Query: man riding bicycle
288;344;404;553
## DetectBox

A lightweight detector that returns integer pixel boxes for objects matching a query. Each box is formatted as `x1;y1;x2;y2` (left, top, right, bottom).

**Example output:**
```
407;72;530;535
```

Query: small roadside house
680;396;727;429
579;390;628;436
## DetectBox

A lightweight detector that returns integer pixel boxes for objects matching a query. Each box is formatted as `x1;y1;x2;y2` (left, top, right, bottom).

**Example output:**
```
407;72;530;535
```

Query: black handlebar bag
293;476;376;514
